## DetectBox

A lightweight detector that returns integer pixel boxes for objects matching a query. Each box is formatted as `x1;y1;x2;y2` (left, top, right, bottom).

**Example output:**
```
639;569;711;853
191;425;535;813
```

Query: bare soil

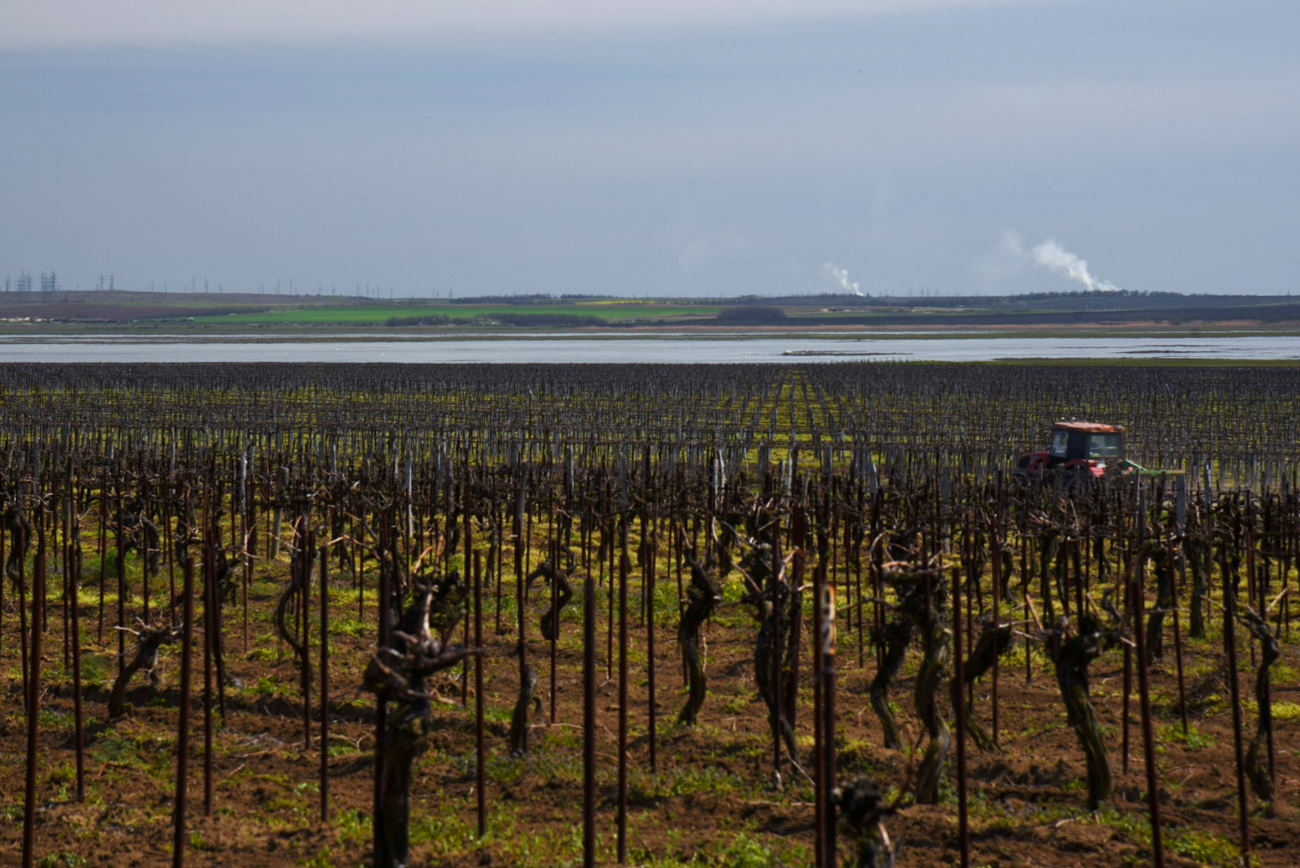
2;557;1296;868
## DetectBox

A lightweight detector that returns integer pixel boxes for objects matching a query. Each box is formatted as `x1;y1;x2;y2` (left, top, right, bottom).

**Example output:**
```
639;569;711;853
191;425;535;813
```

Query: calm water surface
0;334;1292;363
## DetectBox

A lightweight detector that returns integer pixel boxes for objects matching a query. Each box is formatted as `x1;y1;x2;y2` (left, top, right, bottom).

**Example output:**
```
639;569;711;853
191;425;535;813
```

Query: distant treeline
444;294;554;305
386;312;608;328
444;293;615;303
770;302;1300;327
388;307;787;328
715;305;788;323
736;290;1299;313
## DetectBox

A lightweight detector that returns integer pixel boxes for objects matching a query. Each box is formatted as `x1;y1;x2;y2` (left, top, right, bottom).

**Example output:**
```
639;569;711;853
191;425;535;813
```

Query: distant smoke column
1030;239;1119;292
823;262;864;297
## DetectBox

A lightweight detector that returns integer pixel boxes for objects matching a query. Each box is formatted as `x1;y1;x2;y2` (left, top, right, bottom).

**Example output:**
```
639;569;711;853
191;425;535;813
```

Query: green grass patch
1271;701;1300;721
92;736;143;768
1159;721;1216;749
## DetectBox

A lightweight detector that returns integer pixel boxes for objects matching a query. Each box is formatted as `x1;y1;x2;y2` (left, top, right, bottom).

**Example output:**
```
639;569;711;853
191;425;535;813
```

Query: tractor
1017;420;1146;483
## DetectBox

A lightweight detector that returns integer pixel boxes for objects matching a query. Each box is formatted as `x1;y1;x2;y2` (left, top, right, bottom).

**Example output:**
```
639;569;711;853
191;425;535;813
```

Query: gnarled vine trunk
868;618;912;750
913;606;950;804
108;619;182;718
1043;608;1122;810
526;551;573;642
1239;607;1278;806
678;545;720;725
363;572;473;868
508;664;539;756
1145;543;1174;663
835;775;899;868
960;619;1013;751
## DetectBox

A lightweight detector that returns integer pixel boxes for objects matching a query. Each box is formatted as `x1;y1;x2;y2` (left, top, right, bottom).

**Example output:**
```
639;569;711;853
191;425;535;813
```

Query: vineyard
1;361;1298;868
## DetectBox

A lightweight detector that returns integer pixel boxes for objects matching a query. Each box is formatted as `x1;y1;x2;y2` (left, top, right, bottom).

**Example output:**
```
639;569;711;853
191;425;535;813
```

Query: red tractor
1017;420;1131;482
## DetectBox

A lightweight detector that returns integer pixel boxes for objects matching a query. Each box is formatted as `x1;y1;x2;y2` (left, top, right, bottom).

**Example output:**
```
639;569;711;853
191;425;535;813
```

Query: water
0;334;1293;363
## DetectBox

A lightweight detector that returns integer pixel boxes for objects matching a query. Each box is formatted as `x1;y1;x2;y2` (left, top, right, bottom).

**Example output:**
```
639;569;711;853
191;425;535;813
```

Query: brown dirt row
1;559;1296;868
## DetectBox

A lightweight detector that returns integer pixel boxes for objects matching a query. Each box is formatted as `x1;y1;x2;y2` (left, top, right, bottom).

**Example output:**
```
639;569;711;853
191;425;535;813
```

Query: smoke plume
1030;238;1119;292
998;231;1120;292
823;262;863;296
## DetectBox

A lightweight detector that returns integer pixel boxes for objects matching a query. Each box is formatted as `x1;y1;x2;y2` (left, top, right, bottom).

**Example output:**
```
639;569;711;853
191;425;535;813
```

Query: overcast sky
1;0;1297;297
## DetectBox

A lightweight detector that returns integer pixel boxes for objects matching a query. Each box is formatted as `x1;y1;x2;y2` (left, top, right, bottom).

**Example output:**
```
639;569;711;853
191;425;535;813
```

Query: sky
1;0;1297;298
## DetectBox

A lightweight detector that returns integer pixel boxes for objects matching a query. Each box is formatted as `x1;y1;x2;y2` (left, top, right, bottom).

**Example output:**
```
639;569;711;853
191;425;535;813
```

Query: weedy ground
0;541;1296;868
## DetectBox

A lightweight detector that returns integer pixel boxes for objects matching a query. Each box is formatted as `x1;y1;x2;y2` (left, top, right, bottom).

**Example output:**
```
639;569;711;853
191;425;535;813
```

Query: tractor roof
1054;420;1125;434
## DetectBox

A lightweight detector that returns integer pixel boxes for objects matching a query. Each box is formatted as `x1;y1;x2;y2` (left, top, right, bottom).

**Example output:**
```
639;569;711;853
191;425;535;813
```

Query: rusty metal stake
202;533;214;817
69;489;86;802
821;584;839;868
647;540;657;773
584;549;597;867
475;550;486;838
173;554;195;868
20;521;44;868
1224;562;1250;860
320;539;330;824
1132;553;1165;868
618;519;630;864
953;566;969;868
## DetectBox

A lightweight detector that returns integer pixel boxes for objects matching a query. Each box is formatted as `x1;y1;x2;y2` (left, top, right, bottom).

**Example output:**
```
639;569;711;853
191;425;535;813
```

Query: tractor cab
1018;421;1126;478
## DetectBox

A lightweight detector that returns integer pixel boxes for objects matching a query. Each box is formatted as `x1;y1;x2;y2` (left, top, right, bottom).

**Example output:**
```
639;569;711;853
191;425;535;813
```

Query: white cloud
0;0;1045;49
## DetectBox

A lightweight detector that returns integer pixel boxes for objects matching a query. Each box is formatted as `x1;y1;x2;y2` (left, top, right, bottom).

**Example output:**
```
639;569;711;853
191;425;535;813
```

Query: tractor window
1050;429;1069;457
1087;434;1122;458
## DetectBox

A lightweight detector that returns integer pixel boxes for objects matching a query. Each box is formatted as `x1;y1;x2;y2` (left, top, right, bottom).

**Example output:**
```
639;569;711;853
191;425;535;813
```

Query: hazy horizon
0;285;1292;303
2;0;1297;298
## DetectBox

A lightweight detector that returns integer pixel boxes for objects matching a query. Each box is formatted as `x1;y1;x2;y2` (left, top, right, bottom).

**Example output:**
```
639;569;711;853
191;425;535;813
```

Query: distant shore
1;289;1297;339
